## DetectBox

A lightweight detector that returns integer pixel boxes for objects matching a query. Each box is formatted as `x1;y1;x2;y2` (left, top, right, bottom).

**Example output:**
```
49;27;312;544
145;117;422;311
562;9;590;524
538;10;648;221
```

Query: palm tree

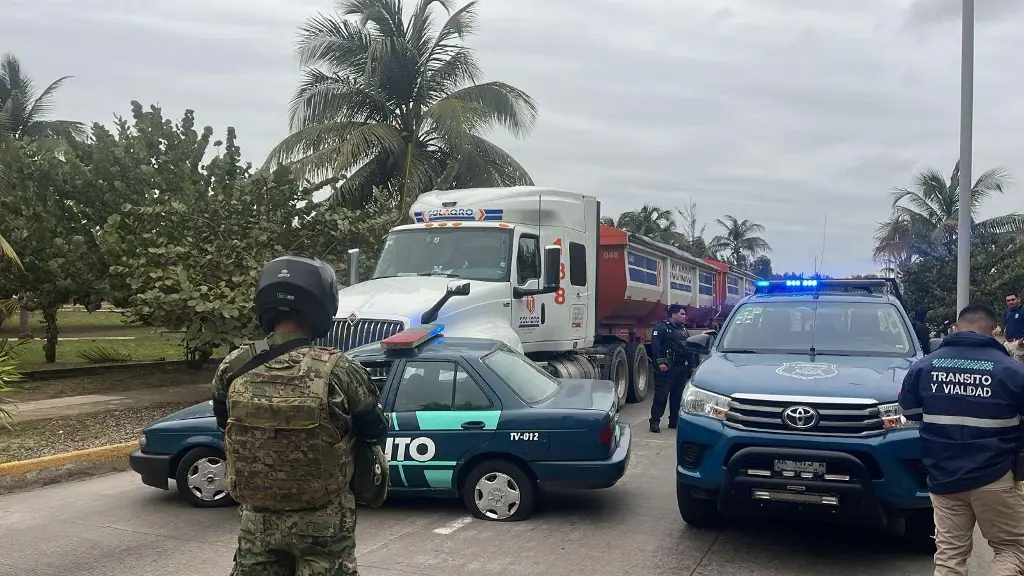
614;204;678;243
874;162;1021;268
0;53;84;142
708;215;771;269
266;0;538;213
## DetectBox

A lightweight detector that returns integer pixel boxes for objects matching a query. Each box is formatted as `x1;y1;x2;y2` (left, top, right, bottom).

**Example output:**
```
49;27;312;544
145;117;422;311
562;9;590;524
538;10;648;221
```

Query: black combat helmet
254;254;339;339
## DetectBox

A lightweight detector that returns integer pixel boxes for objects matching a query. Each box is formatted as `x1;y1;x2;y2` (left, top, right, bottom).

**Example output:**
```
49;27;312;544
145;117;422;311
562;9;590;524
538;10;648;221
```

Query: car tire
607;344;629;410
462;459;535;522
625;342;650;403
174;447;235;508
676;482;722;528
902;510;936;554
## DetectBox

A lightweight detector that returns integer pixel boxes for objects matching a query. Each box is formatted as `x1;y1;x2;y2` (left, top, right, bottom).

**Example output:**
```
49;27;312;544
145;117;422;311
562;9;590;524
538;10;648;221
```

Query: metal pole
956;0;974;316
348;248;360;285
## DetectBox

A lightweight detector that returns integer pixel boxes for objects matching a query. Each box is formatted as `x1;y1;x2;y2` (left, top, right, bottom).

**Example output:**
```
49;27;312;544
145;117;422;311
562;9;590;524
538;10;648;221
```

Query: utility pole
956;0;975;316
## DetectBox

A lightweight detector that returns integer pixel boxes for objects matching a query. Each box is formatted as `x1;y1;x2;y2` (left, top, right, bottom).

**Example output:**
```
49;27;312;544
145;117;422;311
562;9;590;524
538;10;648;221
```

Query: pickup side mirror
928;337;943;354
542;245;561;290
686;333;714;355
447;280;471;296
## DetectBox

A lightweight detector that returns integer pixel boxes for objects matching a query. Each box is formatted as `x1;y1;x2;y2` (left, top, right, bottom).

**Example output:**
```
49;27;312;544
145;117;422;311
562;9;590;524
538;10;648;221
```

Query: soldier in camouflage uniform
212;254;389;576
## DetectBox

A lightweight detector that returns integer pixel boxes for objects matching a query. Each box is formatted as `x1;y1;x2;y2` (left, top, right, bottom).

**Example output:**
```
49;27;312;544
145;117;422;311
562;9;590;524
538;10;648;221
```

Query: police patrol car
129;325;632;522
676;279;941;551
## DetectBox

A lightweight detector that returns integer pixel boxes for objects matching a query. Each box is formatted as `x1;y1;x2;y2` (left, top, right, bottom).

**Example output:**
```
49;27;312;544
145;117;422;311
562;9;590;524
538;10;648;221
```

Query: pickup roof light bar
380;324;445;350
754;278;903;300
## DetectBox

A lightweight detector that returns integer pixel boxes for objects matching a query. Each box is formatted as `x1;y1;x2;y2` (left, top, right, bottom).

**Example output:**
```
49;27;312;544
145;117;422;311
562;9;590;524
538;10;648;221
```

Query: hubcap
186;456;229;502
474;472;521;520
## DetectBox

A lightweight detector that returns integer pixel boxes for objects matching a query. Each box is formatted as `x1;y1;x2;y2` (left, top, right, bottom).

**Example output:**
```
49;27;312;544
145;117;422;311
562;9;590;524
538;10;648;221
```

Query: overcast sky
5;0;1023;275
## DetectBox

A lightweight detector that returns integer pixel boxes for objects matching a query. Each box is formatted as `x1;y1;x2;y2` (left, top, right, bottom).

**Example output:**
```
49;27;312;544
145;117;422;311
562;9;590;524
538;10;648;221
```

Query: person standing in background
1003;293;1024;361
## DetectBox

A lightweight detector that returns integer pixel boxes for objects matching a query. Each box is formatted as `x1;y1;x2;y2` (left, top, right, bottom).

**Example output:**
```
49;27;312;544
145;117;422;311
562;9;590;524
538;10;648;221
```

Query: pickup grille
315;319;404;351
725;395;883;436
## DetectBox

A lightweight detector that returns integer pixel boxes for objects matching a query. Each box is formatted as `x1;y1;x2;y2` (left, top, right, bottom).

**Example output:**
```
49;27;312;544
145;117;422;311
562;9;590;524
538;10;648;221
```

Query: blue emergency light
380;324;445;350
753;278;902;300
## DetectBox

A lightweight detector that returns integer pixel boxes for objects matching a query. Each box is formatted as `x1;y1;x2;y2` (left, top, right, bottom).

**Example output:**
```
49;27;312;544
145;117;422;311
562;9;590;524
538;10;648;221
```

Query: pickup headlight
878;403;919;429
680;382;730;420
138;434;148;450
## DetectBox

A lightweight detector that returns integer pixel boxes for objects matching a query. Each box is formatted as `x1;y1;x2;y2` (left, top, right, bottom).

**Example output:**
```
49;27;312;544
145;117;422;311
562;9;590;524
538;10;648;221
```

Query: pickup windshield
374;228;513;282
719;300;916;357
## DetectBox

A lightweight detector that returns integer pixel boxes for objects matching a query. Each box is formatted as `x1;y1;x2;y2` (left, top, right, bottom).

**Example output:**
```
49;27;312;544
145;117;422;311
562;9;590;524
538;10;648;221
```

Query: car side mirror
542;245;561;290
447;280;471;296
928;337;943;353
686;333;713;354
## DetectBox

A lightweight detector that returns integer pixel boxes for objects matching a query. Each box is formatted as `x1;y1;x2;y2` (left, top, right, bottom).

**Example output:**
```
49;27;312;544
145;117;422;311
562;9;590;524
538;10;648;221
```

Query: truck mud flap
718;446;886;527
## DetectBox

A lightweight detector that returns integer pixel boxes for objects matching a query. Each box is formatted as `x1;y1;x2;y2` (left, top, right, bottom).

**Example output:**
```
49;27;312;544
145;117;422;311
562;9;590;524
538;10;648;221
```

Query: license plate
773;459;826;475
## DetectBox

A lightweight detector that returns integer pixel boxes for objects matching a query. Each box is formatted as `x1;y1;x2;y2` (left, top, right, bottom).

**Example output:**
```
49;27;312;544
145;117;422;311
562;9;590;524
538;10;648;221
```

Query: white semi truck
321;186;759;408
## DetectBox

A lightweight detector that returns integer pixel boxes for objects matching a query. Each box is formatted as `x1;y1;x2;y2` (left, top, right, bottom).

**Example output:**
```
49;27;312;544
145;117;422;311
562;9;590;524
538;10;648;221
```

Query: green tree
599;216;615;227
267;0;538;214
97;111;396;366
751;255;772;279
673;200;713;257
615;204;678;243
0;53;85;142
0;141;104;363
708;215;771;269
874;161;1021;269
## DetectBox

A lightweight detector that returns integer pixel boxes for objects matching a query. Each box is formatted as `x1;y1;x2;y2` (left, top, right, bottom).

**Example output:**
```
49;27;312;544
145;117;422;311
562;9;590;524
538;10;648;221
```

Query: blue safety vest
898;331;1024;495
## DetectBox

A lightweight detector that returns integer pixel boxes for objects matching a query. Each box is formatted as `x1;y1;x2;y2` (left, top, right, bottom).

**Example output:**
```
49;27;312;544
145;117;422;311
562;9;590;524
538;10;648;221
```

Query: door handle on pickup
461;421;486;430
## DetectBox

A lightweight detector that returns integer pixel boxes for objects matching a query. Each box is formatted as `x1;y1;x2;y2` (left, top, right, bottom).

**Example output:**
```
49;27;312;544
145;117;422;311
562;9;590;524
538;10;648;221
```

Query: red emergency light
380;324;445;350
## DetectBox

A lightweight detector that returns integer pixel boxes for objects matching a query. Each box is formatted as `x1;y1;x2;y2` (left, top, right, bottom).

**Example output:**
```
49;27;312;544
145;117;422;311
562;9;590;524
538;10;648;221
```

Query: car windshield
719;300;915;357
374;228;513;282
482;347;559;403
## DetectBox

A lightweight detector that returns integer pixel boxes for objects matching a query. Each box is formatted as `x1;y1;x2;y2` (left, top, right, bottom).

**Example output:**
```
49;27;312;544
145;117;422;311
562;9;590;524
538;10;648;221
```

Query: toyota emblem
782;405;819;430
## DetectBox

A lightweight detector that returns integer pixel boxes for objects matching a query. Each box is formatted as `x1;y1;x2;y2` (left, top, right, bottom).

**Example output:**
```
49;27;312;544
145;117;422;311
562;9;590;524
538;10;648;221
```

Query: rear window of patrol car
483;348;559;404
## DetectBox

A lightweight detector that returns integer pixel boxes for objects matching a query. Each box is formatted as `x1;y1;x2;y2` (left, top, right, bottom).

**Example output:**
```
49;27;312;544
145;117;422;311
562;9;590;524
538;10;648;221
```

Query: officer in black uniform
649;304;691;433
898;304;1024;574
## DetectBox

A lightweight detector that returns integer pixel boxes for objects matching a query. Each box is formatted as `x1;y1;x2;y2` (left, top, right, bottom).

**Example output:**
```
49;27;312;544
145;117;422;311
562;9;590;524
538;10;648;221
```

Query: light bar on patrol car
753;278;903;300
380;324;445;349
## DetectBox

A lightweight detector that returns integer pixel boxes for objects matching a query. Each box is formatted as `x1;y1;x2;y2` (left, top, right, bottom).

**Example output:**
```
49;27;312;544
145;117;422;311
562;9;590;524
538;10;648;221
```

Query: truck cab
674;278;936;551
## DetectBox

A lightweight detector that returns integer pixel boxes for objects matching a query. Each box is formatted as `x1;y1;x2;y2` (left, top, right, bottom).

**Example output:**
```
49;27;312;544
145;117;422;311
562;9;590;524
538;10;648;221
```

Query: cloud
4;0;1024;275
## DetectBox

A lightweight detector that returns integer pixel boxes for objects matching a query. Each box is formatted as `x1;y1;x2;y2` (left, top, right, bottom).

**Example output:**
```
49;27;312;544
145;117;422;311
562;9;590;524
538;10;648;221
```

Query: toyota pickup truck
676;278;940;551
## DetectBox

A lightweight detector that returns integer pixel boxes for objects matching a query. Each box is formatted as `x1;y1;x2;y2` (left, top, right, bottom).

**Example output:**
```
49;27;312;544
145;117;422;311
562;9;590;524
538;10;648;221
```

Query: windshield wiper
720;349;760;354
417;271;460;278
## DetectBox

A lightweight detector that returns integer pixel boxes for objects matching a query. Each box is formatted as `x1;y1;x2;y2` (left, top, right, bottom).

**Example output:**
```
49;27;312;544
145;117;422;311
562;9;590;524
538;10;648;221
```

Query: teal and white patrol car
130;325;632;521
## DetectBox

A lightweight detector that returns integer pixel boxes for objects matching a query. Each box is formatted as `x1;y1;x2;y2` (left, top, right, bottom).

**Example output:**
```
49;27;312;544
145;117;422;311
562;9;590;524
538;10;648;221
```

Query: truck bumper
129;449;172;490
533;423;632;490
676;414;930;524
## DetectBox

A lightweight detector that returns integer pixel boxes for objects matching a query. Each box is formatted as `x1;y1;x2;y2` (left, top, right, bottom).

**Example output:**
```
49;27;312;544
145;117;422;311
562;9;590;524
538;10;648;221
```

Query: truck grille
725;395;883;436
315;319;404;351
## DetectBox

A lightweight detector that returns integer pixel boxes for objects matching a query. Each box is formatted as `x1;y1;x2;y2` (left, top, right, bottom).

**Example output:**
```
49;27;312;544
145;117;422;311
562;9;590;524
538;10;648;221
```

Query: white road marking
433;516;474;534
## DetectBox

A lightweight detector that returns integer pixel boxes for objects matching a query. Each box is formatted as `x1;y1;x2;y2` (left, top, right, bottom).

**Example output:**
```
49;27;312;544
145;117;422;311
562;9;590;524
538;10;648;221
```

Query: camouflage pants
231;496;358;576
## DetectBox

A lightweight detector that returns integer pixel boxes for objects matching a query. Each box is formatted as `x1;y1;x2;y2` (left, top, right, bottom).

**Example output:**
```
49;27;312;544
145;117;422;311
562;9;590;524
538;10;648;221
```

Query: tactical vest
224;346;349;511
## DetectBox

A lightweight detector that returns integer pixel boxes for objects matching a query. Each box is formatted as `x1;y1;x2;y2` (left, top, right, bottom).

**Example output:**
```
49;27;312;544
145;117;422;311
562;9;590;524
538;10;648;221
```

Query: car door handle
461;421;486;430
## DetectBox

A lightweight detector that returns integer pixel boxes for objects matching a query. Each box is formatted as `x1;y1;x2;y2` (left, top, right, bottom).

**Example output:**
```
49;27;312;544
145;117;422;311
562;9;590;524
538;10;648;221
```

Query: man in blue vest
1003;293;1024;361
898;304;1024;575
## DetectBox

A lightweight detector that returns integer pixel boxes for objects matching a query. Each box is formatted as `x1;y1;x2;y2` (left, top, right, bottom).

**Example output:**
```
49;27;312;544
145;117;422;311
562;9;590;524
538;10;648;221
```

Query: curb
0;442;136;494
20;358;224;381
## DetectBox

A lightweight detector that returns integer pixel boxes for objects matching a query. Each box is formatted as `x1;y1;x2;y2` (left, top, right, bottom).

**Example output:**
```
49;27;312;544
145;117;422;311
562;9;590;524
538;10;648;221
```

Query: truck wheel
461;459;536;522
676;483;722;528
902;511;936;553
625;342;650;403
607;345;629;410
175;447;235;508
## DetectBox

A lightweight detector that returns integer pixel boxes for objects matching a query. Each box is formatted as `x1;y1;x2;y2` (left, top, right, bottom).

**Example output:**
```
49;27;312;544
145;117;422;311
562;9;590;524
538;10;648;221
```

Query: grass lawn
2;308;188;371
3;364;216;402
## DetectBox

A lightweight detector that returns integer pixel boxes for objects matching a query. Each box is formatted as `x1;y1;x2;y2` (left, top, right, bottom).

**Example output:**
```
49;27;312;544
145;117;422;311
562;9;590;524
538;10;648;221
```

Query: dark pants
650;365;688;425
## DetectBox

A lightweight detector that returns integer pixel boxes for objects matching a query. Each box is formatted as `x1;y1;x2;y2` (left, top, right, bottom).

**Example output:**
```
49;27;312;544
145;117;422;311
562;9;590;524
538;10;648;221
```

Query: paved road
0;401;997;576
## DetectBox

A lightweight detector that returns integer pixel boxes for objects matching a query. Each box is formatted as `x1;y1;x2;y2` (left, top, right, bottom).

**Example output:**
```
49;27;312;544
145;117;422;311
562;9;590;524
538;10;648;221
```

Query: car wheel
902;510;936;554
625;342;650;403
174;447;235;508
607;345;629;410
676;482;722;528
461;460;535;522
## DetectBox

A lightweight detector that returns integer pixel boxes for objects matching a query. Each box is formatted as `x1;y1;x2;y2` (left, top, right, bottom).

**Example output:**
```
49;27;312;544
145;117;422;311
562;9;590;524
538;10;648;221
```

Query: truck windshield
718;301;915;357
483;347;559;404
374;228;513;282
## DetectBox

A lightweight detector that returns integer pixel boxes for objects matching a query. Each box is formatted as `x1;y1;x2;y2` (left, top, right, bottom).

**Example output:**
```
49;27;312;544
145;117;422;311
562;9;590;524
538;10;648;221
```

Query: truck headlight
878;403;919;429
138;434;148;450
681;382;730;421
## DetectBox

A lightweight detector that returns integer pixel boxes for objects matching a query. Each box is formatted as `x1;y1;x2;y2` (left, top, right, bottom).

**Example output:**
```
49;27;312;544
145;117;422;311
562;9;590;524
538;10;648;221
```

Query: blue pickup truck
130;325;631;521
675;278;939;550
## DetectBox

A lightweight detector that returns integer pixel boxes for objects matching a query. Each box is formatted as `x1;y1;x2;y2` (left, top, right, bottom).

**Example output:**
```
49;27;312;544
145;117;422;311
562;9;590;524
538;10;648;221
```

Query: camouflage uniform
212;330;381;576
